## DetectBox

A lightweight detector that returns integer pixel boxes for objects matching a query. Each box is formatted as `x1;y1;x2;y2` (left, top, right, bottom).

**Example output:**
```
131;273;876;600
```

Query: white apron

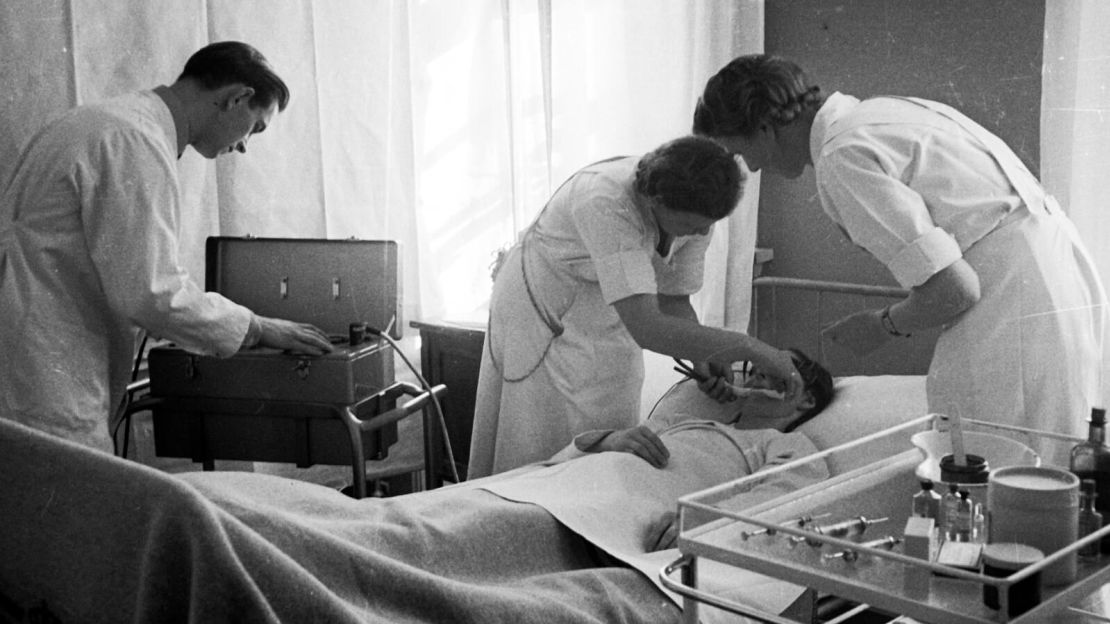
468;241;643;479
852;98;1108;459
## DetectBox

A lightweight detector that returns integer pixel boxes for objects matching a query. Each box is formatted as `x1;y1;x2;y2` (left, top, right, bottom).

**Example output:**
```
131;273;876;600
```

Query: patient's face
731;366;808;431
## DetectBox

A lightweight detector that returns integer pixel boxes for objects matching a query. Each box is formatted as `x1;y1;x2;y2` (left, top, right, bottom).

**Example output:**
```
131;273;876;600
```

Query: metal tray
664;415;1110;623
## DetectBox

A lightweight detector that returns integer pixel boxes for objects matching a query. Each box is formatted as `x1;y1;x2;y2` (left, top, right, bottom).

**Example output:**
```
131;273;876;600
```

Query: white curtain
1042;1;1110;282
1042;0;1110;402
402;0;766;329
0;0;763;338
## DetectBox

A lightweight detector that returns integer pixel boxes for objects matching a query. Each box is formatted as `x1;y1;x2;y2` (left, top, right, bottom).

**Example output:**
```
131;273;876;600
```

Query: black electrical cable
365;320;462;484
112;332;149;457
646;377;690;421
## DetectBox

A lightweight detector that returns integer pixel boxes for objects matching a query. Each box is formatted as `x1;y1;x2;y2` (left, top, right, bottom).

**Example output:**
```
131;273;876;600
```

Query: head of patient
728;347;834;433
579;348;833;468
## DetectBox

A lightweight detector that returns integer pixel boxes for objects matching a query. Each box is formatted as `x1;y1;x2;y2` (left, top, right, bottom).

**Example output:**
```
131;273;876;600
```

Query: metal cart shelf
661;415;1110;623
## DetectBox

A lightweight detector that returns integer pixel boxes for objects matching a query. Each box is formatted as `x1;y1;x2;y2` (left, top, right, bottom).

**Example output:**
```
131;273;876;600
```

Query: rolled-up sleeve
816;140;962;289
887;227;962;289
572;196;658;304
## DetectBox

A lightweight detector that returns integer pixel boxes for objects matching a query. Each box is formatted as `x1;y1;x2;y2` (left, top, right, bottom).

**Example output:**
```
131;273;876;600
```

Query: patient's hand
822;309;889;356
597;425;669;468
645;511;678;551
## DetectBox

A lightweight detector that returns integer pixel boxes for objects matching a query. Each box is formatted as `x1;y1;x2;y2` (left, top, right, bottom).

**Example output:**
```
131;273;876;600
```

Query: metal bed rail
750;276;925;377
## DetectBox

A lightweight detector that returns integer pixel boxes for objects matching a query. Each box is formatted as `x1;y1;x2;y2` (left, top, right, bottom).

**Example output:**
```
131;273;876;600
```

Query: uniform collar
153;85;189;159
809;91;860;164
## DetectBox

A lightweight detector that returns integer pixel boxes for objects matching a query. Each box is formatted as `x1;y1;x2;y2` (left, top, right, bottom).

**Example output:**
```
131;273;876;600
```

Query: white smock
0;91;251;453
812;93;1107;453
468;156;712;478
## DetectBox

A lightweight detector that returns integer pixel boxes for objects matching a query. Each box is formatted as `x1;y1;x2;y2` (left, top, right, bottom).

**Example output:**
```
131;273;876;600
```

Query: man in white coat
0;41;332;454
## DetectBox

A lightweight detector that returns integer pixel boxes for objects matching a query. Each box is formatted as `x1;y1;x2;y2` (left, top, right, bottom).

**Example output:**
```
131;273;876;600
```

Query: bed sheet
0;416;815;624
0;374;927;624
0;418;674;624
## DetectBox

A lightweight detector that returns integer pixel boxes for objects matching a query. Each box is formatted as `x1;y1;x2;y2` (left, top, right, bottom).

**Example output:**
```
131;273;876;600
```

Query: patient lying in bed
174;349;836;623
0;350;834;624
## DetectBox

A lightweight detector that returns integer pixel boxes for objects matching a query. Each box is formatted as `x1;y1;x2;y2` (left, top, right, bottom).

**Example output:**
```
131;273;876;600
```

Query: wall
755;0;1045;376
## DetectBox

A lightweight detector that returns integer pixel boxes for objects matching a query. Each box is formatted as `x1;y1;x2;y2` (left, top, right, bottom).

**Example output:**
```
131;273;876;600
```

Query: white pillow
798;375;927;450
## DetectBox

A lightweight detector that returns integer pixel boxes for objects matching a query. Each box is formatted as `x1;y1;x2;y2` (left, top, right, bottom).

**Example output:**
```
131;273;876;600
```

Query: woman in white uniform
693;54;1107;452
468;136;803;478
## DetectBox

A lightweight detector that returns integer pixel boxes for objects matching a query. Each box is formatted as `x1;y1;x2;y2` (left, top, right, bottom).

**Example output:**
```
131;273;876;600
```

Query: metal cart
661;415;1110;623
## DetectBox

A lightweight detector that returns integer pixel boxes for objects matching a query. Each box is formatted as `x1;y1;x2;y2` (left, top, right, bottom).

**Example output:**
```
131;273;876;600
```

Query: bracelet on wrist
880;305;911;337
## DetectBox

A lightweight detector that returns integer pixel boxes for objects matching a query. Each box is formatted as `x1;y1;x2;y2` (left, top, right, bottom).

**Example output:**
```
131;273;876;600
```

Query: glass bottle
1078;479;1103;561
1070;407;1110;553
972;503;986;543
953;490;973;542
941;482;960;540
911;479;941;520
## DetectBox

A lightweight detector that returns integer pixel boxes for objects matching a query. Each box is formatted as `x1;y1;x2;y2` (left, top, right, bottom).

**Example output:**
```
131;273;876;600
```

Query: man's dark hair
782;347;835;433
179;41;290;112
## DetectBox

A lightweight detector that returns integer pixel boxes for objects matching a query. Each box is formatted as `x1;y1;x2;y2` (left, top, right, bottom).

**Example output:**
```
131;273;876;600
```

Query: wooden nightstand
410;320;486;483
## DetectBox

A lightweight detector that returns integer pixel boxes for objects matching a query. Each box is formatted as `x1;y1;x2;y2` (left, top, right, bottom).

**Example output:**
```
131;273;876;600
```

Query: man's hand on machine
596;425;670;468
256;316;333;355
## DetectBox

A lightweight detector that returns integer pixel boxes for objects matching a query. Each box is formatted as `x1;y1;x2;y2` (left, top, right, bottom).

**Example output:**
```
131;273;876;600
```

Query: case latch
293;358;312;380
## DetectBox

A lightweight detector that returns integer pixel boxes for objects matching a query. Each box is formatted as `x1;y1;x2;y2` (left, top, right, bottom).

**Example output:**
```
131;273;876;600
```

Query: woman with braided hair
694;54;1108;455
468;135;803;478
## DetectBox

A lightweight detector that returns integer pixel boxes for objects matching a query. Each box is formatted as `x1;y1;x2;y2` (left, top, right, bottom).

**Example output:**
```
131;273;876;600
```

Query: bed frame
750;276;938;377
0;276;938;624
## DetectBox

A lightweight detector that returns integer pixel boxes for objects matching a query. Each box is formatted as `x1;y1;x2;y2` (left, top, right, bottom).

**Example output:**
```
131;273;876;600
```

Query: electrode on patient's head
728;361;786;400
731;386;786;400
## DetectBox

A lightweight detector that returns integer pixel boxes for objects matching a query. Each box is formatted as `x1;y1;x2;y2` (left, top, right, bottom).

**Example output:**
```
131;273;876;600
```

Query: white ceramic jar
987;466;1079;586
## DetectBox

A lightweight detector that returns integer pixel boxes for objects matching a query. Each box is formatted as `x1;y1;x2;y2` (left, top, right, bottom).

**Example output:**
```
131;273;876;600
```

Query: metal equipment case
148;340;394;404
202;236;402;340
143;237;436;497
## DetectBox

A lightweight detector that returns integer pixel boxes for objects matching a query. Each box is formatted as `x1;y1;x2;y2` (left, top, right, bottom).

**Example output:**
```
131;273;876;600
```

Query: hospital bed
0;278;934;624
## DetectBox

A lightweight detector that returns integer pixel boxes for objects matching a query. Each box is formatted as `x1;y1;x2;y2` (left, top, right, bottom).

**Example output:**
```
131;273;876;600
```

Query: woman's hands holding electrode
695;350;801;402
697;351;801;402
757;349;804;402
694;361;737;403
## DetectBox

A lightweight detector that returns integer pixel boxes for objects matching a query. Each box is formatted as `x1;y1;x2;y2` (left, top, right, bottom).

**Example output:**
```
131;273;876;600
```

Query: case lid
206;237;402;339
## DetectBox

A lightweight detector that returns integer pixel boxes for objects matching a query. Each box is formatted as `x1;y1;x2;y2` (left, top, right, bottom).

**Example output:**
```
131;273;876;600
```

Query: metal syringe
790;515;889;548
740;513;831;540
821;536;902;562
